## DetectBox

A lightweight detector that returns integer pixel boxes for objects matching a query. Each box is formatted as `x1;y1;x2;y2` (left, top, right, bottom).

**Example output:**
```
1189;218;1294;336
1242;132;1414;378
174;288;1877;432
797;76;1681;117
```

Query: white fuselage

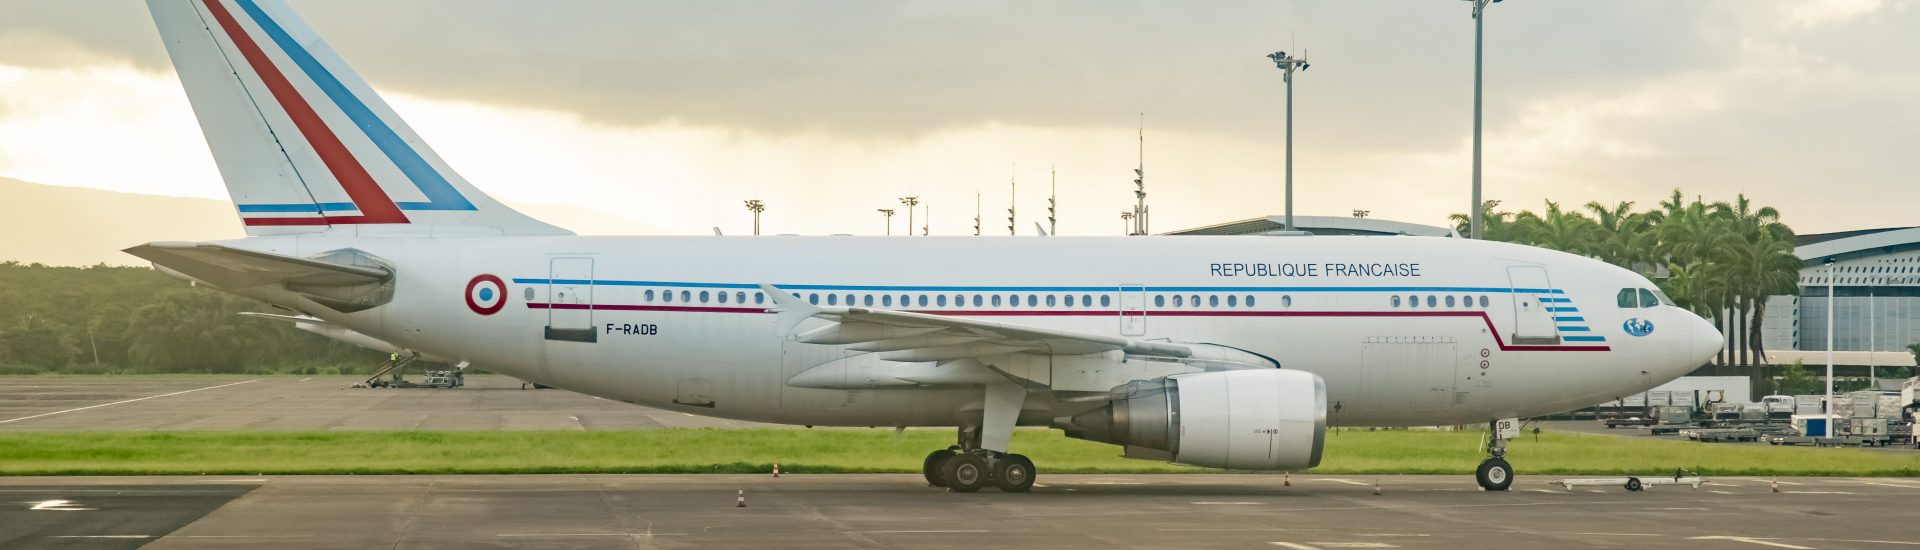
213;234;1722;429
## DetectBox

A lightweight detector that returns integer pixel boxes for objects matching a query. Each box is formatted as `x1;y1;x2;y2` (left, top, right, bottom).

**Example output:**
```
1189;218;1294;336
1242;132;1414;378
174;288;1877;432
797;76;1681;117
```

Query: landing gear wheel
992;454;1036;493
1475;457;1513;491
922;450;956;487
941;453;987;493
1625;477;1643;492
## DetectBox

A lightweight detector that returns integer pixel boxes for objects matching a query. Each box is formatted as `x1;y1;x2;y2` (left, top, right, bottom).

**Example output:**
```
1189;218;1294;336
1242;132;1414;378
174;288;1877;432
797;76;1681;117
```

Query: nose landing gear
1475;418;1520;491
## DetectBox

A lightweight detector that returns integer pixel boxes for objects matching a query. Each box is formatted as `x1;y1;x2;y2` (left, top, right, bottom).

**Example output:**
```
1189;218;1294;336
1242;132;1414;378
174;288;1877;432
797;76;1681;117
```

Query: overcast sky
0;0;1913;236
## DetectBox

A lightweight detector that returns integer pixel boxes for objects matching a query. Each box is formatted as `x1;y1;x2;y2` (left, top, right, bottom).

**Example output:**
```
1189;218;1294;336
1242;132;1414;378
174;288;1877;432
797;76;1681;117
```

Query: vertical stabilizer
147;0;570;237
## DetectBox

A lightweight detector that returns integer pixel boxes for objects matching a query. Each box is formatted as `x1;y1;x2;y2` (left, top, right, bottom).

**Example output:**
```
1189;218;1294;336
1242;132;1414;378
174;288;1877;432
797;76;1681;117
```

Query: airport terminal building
1763;227;1920;377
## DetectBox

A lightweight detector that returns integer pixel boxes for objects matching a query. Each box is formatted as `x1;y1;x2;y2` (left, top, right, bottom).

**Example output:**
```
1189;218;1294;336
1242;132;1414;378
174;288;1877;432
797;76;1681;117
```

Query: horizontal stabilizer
125;241;389;289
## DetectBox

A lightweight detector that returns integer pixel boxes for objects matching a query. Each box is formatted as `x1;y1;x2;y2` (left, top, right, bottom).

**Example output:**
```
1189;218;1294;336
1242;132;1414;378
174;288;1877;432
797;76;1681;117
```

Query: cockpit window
1618;288;1671;308
1648;288;1676;307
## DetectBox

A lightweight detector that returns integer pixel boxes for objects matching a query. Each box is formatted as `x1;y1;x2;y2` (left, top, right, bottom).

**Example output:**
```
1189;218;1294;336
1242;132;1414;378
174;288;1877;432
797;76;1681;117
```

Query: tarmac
3;473;1919;549
0;375;772;431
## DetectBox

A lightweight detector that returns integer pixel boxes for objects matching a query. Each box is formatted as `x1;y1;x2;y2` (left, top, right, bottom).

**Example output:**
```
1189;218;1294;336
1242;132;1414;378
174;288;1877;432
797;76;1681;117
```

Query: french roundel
466;274;507;315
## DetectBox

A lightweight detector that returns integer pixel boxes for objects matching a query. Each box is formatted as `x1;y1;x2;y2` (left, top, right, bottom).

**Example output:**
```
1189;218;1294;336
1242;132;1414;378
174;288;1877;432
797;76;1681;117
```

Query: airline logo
466;275;507;315
198;0;475;226
1622;318;1655;337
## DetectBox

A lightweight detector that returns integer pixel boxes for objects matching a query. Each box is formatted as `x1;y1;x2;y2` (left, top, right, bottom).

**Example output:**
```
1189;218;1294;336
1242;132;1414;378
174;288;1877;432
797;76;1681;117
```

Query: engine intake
1063;369;1326;470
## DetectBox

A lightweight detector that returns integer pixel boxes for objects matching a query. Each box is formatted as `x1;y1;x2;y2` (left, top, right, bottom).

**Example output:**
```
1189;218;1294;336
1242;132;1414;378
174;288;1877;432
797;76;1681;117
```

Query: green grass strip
0;429;1914;477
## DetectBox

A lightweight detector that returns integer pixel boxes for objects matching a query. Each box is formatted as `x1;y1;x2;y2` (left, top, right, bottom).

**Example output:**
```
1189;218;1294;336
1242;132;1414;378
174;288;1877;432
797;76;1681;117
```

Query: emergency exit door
545;258;596;342
1118;284;1147;336
1506;266;1560;345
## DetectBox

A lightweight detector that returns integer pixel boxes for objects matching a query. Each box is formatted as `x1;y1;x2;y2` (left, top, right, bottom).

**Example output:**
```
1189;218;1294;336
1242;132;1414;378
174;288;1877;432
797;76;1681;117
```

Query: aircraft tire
992;454;1035;493
1475;457;1513;491
941;453;987;493
922;449;956;487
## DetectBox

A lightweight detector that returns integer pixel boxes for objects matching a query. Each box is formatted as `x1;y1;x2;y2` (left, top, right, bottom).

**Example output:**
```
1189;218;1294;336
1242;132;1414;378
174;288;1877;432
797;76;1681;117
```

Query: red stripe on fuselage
525;303;1609;352
200;0;406;225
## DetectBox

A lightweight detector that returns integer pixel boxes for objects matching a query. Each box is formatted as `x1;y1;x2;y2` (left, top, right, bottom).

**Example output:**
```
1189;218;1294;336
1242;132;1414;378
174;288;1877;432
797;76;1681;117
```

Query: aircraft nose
1689;312;1723;365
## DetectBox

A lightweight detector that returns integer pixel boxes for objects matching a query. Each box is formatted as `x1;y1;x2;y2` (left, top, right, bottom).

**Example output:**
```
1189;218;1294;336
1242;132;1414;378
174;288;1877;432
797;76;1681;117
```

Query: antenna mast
1132;114;1148;235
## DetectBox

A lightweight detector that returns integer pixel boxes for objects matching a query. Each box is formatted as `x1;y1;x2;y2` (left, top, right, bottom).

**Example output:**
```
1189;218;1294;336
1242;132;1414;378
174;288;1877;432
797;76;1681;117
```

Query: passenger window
1445;295;1456;307
863;295;873;307
954;294;963;306
1027;295;1037;307
826;294;837;306
1173;295;1184;307
737;291;746;304
700;291;710;303
917;295;928;307
1617;288;1638;308
1082;294;1093;306
1478;296;1488;307
973;295;983;307
1426;295;1436;307
883;295;893;307
1639;289;1660;308
1409;295;1419;307
755;292;765;304
1046;294;1056;307
1155;295;1166;307
992;295;1002;307
1247;295;1257;307
663;290;673;303
1065;295;1076;307
1190;294;1200;307
1392;295;1401;307
1227;295;1238;307
1101;295;1112;307
937;295;948;307
718;291;728;304
1209;295;1220;307
645;289;655;302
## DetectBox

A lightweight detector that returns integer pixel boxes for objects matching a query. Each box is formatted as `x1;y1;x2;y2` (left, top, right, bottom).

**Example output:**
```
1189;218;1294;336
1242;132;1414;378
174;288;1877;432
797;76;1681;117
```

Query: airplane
129;0;1722;493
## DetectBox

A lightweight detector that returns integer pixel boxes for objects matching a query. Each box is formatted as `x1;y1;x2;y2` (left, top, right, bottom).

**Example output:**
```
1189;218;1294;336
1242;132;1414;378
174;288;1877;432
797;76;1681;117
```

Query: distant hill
0;176;675;266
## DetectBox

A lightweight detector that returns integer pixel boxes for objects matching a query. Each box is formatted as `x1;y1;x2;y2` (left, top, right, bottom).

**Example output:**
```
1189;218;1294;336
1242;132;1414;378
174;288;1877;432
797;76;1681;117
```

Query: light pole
1467;0;1500;240
743;199;765;235
899;196;919;236
1824;256;1835;442
1266;50;1309;232
878;208;895;235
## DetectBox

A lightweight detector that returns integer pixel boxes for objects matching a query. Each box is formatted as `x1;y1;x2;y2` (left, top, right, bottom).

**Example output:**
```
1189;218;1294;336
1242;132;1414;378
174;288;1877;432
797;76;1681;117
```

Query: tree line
0;262;379;374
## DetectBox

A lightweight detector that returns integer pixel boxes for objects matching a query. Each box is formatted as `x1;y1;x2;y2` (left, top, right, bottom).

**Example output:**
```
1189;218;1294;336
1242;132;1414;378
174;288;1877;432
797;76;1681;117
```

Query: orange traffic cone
736;489;747;508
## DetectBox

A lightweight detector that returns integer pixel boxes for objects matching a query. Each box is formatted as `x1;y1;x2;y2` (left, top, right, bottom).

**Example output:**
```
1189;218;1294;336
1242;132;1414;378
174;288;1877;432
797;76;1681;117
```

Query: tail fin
147;0;570;237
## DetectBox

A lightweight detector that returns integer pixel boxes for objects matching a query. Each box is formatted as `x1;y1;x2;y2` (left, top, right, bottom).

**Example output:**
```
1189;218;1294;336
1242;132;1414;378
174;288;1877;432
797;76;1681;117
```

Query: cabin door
545;257;597;343
1506;266;1561;345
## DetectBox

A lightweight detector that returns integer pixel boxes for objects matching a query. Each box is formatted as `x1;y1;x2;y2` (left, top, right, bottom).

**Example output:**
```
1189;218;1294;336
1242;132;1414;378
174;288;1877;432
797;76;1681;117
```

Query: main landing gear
921;429;1037;493
1475;418;1519;492
921;382;1037;493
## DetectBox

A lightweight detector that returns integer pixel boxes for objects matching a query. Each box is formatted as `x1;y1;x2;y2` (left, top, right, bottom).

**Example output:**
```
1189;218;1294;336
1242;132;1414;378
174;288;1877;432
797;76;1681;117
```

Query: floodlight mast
1266;50;1309;232
878;208;895;235
899;196;920;236
743;199;765;235
1468;0;1500;240
1824;256;1835;442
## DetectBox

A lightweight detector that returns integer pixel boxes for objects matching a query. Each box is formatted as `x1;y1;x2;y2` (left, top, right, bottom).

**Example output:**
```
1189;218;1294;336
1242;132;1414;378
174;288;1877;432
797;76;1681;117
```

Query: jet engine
1061;369;1326;470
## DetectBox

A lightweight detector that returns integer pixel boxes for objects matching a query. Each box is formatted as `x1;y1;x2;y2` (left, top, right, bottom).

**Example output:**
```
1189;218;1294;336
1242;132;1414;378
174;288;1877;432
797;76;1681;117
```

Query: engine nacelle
1062;369;1326;470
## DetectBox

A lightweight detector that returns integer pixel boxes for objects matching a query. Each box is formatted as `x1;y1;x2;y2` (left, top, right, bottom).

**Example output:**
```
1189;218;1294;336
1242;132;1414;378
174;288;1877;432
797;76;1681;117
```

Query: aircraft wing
124;242;391;290
759;284;1190;361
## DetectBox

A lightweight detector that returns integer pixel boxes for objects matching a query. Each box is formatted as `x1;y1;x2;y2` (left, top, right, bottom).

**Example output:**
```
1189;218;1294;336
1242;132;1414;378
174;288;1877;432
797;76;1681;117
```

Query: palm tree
1511;200;1597;256
1584;200;1656;272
